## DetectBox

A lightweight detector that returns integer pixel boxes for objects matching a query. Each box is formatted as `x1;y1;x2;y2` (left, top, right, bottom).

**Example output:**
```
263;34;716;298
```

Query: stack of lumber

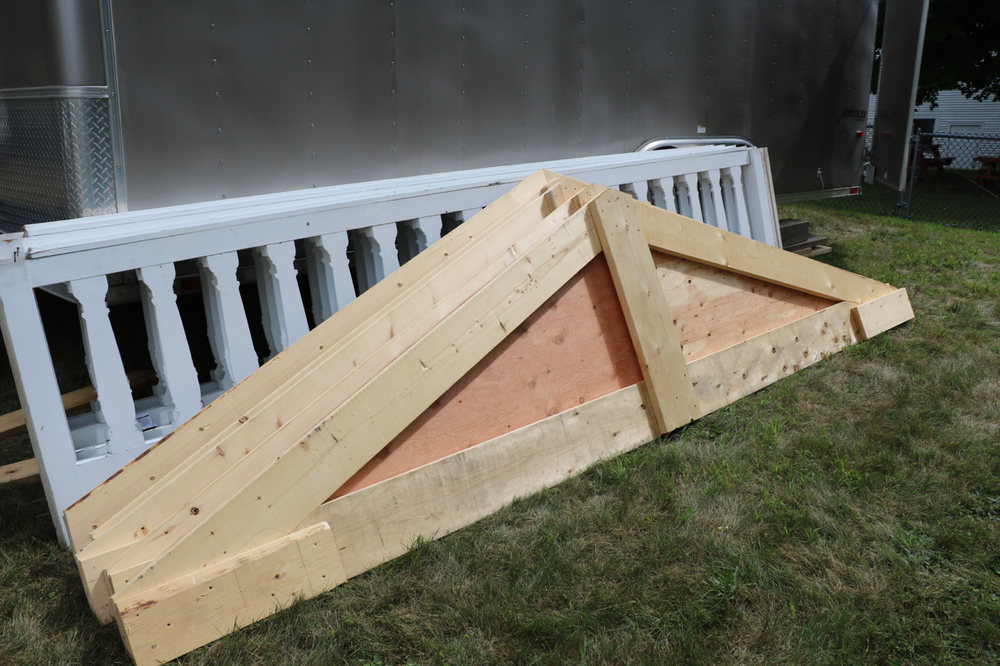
64;171;913;665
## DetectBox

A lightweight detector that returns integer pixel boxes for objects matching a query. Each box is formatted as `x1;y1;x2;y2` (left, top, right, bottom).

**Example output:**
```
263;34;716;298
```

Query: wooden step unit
779;218;831;257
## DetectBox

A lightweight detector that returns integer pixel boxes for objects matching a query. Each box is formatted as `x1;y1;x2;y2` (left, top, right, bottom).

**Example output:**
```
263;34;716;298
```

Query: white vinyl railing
0;145;780;544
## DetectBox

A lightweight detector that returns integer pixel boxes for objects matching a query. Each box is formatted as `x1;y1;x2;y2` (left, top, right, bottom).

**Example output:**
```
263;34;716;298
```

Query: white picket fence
0;145;780;545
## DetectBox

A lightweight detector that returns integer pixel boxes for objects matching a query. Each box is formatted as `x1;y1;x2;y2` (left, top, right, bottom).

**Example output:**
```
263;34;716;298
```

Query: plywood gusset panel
65;173;913;665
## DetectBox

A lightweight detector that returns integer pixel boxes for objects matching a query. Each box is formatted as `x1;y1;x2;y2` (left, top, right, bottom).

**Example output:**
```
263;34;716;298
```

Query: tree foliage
873;0;1000;107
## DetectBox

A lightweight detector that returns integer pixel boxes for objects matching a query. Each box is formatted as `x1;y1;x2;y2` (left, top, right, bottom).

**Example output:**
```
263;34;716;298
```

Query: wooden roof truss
65;171;913;665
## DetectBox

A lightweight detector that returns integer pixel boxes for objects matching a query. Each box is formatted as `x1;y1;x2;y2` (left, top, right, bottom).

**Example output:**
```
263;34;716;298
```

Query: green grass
812;172;1000;231
2;206;1000;665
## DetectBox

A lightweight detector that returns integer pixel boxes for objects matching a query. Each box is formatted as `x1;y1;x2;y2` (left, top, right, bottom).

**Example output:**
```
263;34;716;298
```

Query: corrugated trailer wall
1;0;877;224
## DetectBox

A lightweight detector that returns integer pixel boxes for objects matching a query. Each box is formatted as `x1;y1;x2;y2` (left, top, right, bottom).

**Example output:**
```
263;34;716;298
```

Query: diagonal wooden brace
589;191;701;433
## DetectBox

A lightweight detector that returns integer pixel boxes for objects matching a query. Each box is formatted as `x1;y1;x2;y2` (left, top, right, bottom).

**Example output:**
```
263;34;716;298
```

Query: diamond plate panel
0;97;117;232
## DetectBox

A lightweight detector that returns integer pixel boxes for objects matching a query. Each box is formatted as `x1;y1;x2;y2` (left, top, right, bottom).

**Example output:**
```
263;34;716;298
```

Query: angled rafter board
635;199;897;304
65;170;564;551
65;172;912;666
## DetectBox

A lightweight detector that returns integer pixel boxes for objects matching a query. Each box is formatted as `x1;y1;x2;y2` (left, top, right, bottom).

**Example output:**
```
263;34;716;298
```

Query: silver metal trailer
1;0;879;231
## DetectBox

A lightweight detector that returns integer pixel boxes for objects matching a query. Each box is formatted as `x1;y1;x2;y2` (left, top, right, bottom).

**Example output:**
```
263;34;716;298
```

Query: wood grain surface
332;255;643;497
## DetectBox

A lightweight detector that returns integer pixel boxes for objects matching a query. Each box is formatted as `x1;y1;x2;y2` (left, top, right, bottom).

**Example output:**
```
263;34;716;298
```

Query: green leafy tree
873;1;1000;107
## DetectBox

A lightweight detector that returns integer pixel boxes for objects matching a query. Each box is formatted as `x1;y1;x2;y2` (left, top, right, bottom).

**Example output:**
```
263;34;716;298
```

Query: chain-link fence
810;129;1000;231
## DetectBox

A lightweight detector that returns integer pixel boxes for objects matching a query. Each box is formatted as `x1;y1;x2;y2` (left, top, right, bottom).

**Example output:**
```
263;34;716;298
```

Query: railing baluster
697;173;716;227
137;263;202;423
413;215;443;252
674;177;689;217
397;215;443;265
353;223;400;293
668;178;682;214
199;252;259;389
305;231;356;325
458;208;482;224
656;178;680;214
699;169;726;229
620;181;650;204
709;169;728;230
648;178;667;210
723;166;753;238
66;276;145;453
371;223;402;278
253;242;309;360
675;173;700;221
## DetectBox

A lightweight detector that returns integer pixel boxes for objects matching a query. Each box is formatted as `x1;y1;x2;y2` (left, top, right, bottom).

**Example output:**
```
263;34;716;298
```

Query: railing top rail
25;145;745;240
16;148;754;284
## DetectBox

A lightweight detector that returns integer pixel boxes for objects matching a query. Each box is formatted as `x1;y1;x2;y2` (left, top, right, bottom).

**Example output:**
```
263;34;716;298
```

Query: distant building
869;91;1000;167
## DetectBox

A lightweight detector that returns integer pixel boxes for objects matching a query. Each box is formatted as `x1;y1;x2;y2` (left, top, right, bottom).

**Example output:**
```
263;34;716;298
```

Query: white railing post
137;263;202;423
253;242;309;360
66;276;145;454
0;261;80;546
305;232;356;324
198;252;259;388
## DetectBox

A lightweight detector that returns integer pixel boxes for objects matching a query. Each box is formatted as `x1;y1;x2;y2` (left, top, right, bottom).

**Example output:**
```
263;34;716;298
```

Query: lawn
812;172;1000;232
1;204;999;665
